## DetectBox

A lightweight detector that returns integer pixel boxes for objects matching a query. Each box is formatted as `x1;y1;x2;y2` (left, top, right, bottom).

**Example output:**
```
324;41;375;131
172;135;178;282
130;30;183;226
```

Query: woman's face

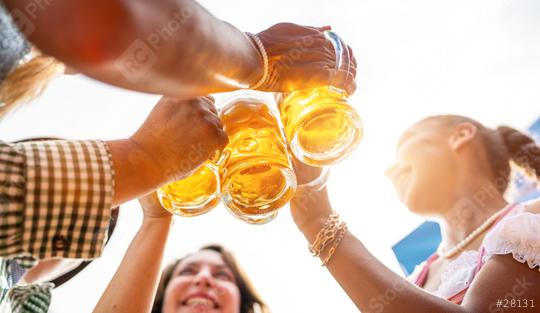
162;250;241;313
386;119;460;215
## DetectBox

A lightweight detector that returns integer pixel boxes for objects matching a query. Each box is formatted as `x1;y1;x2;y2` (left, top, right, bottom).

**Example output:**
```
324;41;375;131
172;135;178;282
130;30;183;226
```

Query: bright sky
1;0;539;312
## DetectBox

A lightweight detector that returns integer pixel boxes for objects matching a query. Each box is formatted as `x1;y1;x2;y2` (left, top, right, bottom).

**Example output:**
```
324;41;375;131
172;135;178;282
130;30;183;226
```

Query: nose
193;268;214;288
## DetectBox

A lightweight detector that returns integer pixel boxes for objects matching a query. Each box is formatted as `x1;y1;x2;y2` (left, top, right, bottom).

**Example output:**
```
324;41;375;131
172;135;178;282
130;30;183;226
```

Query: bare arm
525;198;540;213
4;0;262;97
107;139;165;206
291;185;540;313
3;0;357;96
93;194;172;313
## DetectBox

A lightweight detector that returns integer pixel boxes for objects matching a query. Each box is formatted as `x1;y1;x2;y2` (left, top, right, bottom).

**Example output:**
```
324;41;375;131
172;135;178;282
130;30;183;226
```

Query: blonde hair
0;50;64;116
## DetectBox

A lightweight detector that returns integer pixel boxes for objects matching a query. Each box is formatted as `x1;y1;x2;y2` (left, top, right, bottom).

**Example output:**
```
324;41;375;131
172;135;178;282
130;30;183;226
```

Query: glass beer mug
219;93;297;224
279;31;363;167
158;155;221;217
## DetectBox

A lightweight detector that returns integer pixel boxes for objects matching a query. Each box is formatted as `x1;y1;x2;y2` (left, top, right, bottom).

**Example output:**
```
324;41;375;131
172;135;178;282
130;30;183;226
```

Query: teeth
186;297;214;308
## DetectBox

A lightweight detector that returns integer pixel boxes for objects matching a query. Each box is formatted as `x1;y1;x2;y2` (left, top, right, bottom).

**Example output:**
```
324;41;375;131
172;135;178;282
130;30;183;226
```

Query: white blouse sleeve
483;212;540;270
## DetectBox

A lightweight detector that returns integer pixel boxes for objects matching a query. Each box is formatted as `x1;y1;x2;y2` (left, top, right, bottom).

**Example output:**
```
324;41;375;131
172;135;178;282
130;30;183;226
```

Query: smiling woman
289;114;540;313
152;245;269;313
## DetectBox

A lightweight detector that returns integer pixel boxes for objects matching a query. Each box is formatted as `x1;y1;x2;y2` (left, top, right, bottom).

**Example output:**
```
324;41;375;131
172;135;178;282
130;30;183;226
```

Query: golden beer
279;86;363;167
158;161;220;217
219;95;297;224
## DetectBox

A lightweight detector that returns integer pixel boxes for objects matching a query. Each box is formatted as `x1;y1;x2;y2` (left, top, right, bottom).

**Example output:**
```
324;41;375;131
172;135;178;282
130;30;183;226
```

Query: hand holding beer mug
157;31;358;220
254;24;357;95
279;31;363;167
158;94;297;224
219;93;297;224
156;97;225;217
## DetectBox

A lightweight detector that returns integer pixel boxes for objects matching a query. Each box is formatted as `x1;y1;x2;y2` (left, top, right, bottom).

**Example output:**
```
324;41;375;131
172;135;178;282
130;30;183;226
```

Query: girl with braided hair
289;115;540;312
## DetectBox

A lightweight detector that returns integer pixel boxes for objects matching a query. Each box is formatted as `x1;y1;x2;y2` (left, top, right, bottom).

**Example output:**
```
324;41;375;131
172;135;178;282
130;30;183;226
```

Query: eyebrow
213;265;232;271
177;262;231;271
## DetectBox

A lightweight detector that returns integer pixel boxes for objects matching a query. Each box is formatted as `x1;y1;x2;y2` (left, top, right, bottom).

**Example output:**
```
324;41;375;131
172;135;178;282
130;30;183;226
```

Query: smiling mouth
181;296;220;310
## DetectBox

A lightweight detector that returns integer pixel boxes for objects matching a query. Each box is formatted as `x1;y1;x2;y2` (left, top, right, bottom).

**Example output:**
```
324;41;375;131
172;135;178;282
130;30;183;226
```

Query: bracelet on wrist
308;210;347;266
245;32;269;90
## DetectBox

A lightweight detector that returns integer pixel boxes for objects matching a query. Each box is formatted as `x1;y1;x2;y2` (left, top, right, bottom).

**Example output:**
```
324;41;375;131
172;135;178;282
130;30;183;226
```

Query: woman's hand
291;157;324;185
256;23;357;95
138;192;172;221
289;157;332;235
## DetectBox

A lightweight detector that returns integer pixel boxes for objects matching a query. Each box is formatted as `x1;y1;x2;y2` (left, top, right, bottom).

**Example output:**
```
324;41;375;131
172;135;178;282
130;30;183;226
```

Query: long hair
425;115;540;194
0;49;64;116
152;245;270;313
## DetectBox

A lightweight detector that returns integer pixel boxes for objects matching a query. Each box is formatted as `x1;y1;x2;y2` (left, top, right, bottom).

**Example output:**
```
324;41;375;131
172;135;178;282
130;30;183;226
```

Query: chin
404;194;435;217
406;205;430;217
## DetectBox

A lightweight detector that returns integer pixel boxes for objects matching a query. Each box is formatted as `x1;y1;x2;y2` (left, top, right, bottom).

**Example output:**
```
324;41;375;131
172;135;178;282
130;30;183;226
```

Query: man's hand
130;96;228;183
256;23;357;95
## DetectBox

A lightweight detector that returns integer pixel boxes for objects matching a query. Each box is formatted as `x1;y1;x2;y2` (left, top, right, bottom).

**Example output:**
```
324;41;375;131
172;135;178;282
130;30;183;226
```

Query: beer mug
158;155;221;217
279;31;363;167
219;93;297;224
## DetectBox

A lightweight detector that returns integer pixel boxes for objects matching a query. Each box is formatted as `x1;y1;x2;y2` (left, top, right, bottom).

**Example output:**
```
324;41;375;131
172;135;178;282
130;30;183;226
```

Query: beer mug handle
297;167;331;192
324;30;351;95
208;149;231;176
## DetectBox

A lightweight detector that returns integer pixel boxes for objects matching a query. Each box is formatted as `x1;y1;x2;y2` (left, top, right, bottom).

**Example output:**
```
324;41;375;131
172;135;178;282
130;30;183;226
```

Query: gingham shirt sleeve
0;140;115;262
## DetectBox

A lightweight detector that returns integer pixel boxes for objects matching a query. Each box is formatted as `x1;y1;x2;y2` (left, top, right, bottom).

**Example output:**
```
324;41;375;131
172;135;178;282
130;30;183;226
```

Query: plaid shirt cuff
0;142;26;260
1;140;114;263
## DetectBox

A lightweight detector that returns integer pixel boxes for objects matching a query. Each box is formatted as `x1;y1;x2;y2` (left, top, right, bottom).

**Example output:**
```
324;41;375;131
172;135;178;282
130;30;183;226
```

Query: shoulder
483;204;540;270
524;197;540;214
463;204;540;310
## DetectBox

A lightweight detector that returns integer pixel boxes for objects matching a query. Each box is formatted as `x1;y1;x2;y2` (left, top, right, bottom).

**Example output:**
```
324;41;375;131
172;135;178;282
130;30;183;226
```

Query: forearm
93;216;172;313
292;189;466;313
4;0;263;97
325;233;465;313
107;139;166;206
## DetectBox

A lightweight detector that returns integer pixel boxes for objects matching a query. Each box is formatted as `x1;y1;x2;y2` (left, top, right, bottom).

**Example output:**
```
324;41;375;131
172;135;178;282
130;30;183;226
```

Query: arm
291;172;540;312
107;138;165;206
0;97;225;262
4;0;262;97
93;194;172;313
525;198;540;213
3;0;357;96
291;188;462;313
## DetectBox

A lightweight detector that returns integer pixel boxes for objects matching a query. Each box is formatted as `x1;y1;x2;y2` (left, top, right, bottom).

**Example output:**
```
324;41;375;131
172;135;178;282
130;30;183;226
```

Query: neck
438;183;508;251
